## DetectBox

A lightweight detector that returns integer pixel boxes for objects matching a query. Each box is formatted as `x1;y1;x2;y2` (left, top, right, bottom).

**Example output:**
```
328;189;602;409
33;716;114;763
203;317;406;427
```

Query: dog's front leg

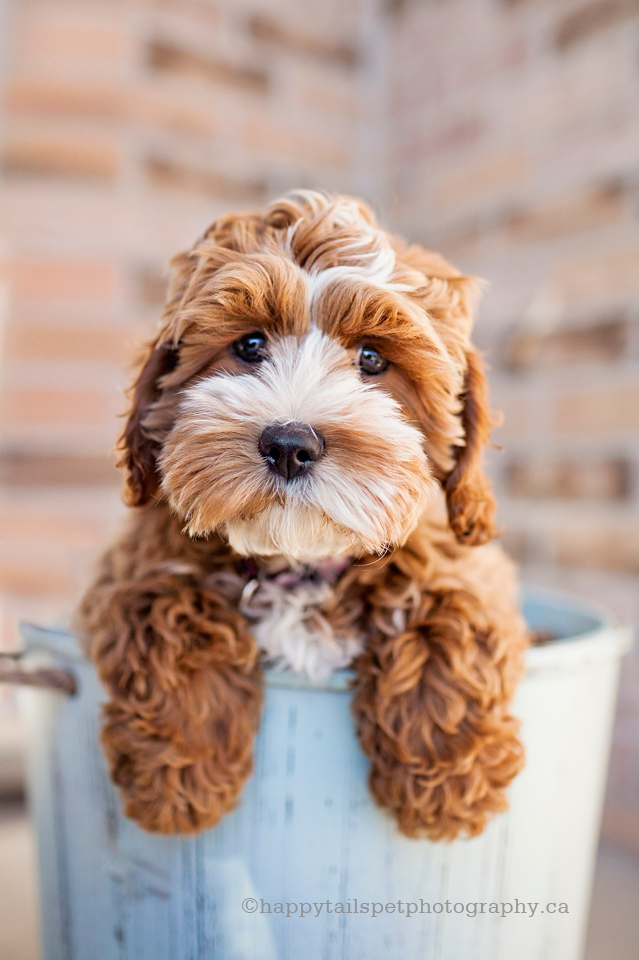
78;554;263;834
351;588;526;840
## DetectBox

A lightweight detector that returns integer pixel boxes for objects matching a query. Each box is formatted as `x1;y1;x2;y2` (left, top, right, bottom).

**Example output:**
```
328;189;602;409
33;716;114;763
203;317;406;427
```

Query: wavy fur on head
78;190;528;840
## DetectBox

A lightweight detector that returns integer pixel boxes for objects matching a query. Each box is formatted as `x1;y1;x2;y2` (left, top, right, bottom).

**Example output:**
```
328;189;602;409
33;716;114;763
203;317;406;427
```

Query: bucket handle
0;650;77;696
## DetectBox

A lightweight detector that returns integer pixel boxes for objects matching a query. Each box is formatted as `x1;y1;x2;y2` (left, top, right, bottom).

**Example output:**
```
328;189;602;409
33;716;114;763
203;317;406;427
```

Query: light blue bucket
19;587;632;960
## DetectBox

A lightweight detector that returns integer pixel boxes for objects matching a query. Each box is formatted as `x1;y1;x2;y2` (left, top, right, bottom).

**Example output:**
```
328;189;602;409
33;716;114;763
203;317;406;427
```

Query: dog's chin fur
223;501;362;564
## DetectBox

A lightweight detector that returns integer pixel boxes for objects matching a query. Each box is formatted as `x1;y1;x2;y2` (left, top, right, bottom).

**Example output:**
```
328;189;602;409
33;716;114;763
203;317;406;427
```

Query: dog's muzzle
258;423;325;480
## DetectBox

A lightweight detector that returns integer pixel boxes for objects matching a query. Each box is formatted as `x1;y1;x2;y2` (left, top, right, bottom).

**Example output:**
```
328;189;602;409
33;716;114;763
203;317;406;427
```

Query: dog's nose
258;423;325;480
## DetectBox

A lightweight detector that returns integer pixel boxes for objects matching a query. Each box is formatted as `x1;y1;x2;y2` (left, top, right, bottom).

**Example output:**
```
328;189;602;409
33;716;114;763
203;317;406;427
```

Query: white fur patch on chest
239;575;362;683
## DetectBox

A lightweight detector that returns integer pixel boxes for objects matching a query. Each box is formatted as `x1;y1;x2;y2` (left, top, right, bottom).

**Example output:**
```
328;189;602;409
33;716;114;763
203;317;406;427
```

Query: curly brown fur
79;507;263;833
78;189;528;839
348;530;526;840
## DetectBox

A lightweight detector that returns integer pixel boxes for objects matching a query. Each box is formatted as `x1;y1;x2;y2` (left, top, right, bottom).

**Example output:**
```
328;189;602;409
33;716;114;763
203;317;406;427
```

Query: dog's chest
238;567;363;682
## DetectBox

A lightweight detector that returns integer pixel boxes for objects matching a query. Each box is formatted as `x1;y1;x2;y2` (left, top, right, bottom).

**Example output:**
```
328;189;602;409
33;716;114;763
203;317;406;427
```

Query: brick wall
1;0;638;847
386;0;639;849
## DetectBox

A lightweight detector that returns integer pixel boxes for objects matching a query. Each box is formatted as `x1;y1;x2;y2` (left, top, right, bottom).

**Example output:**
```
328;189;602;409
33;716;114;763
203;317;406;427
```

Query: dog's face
121;191;496;562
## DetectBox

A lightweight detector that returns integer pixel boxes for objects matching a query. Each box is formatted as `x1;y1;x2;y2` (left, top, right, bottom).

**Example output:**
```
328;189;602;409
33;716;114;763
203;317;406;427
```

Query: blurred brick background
0;0;638;853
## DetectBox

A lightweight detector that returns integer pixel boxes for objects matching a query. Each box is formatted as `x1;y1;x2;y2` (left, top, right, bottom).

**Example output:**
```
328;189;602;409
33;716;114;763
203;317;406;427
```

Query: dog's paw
100;707;253;834
367;725;525;841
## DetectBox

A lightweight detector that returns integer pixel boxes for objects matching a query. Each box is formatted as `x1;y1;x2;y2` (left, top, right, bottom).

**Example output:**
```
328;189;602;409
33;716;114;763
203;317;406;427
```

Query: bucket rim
521;584;633;675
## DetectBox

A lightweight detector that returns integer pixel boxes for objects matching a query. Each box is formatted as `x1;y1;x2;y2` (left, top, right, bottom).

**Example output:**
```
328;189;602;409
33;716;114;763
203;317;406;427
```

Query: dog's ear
444;349;497;546
397;244;497;546
116;341;180;506
117;251;197;506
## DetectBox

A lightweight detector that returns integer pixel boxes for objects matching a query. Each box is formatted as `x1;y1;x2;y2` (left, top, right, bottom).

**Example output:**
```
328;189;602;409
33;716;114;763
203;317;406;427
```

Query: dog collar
240;556;352;592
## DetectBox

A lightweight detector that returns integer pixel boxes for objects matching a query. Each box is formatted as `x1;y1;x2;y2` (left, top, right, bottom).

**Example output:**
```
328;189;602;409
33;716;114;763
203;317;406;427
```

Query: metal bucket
18;587;632;960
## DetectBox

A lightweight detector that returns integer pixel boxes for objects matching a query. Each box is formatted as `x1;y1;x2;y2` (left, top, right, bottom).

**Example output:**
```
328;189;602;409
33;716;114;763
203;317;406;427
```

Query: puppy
78;190;528;841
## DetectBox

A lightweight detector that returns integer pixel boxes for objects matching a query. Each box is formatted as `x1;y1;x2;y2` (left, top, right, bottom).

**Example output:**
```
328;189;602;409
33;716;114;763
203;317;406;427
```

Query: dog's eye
233;332;267;364
357;345;389;375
